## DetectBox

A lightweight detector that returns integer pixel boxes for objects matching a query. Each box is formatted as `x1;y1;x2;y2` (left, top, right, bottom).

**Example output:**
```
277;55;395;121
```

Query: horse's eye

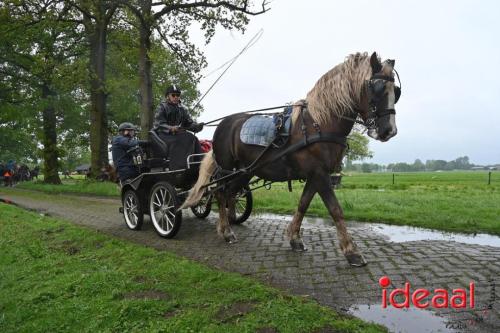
371;80;385;95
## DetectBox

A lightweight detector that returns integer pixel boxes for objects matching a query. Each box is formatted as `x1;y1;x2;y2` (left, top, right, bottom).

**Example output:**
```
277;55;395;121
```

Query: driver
111;122;147;182
153;84;204;170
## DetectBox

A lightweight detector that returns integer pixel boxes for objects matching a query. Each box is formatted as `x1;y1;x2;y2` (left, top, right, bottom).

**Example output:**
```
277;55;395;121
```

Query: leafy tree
388;162;412;172
120;0;270;135
106;25;199;132
0;58;37;163
453;156;471;170
0;1;84;183
61;0;119;177
345;130;374;162
413;158;425;171
426;159;448;171
361;163;372;173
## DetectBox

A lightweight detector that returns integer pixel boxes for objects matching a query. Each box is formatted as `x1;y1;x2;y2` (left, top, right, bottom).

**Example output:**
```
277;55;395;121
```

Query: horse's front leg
316;176;367;267
215;192;237;243
286;179;316;251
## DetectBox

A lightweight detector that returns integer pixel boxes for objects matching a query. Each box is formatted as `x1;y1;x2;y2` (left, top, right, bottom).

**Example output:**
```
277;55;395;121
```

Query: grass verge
17;178;120;197
0;203;385;333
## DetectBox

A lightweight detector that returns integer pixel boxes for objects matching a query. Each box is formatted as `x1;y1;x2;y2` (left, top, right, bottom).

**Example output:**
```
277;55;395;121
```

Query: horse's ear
388;59;395;67
370;52;382;74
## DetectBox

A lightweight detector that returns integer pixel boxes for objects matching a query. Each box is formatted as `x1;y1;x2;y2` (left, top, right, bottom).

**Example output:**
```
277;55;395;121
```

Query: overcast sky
189;0;500;165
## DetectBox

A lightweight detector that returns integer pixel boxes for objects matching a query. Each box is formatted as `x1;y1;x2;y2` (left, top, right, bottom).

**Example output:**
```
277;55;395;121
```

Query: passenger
111;123;147;183
153;84;203;170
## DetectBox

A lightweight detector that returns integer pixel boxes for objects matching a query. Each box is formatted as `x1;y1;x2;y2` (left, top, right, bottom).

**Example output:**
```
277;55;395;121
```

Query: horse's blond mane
300;52;373;125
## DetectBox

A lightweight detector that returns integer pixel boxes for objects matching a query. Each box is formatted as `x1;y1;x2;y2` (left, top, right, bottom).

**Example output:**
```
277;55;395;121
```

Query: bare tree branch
153;0;269;20
155;25;189;68
65;0;96;20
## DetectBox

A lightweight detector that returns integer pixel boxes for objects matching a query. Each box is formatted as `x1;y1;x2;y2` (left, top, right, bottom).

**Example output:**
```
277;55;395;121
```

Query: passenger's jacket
153;101;200;133
111;136;141;169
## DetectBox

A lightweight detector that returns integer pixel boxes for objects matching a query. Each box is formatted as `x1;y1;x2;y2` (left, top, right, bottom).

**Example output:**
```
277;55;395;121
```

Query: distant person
6;160;15;173
3;160;16;187
153;84;203;170
30;166;40;180
111;123;147;183
63;169;72;179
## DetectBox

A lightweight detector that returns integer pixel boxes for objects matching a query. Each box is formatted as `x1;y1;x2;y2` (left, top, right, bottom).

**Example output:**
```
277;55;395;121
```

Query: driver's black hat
165;84;181;95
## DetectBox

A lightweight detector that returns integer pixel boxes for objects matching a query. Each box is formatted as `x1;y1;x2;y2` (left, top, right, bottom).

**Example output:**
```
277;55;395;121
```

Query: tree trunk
41;83;61;184
88;21;109;178
138;1;153;138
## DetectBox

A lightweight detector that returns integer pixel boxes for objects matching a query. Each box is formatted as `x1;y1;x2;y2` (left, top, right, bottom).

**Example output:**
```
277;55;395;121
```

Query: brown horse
181;52;400;266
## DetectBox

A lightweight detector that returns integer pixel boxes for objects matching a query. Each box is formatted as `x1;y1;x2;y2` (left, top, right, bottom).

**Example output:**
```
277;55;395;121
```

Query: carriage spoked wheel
230;186;253;225
149;182;182;238
123;190;143;230
191;193;212;219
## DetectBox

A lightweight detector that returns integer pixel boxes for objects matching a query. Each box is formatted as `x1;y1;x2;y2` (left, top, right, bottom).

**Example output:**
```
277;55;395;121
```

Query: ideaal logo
445;277;496;330
379;276;475;309
379;276;496;330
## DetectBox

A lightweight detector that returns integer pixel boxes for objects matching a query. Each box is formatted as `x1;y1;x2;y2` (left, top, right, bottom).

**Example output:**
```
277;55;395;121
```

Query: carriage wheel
191;194;212;219
122;190;143;230
230;186;253;225
149;182;182;238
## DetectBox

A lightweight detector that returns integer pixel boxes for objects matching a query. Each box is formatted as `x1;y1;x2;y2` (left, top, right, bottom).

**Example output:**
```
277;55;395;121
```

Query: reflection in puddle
255;213;500;247
370;223;500;247
349;304;454;333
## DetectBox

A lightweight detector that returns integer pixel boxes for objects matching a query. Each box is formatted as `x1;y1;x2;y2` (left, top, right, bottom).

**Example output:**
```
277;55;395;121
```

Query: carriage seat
144;129;170;170
240;105;293;147
148;129;168;158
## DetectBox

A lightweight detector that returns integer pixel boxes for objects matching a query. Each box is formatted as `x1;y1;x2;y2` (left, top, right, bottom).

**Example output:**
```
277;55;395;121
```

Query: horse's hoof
224;233;238;244
345;252;367;267
290;239;308;252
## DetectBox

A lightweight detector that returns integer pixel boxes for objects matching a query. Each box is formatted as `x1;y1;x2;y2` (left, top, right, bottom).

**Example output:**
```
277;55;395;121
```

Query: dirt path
1;188;498;332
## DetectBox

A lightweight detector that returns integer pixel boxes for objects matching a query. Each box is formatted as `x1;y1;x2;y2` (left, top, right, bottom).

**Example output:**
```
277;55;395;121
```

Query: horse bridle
364;68;402;130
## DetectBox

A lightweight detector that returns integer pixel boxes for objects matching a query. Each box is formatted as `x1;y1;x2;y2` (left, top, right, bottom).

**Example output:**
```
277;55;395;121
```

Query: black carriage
119;130;253;238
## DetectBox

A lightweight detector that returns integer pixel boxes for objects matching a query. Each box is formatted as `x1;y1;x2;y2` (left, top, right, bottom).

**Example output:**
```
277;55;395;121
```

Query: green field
253;171;500;235
0;203;384;333
14;171;500;235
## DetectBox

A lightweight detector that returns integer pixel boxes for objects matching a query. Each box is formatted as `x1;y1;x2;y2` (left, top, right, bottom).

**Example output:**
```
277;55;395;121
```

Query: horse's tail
180;150;217;209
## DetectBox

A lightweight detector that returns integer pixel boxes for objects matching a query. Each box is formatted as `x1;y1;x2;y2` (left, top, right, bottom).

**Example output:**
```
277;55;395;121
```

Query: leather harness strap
201;106;349;191
247;132;347;173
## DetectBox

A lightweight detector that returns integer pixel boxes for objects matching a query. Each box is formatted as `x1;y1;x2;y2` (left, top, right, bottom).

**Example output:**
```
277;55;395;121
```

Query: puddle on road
255;213;500;247
370;223;500;247
348;304;455;333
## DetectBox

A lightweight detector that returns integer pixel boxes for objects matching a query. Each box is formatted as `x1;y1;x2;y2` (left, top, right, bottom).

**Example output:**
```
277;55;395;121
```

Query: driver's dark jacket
153;101;196;133
111;135;141;181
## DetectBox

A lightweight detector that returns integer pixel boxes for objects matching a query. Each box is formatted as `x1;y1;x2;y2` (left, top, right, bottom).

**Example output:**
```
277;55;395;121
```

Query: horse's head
358;52;400;142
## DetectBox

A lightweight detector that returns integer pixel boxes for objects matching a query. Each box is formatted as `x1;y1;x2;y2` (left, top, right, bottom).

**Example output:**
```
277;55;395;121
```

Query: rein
200;103;369;130
200;104;301;126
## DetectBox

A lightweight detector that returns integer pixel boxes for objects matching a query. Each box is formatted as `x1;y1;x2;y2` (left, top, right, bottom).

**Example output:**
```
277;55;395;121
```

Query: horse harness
208;104;348;192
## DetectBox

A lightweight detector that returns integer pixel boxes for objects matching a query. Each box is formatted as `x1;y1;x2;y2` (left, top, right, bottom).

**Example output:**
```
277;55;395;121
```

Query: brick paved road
1;188;499;332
